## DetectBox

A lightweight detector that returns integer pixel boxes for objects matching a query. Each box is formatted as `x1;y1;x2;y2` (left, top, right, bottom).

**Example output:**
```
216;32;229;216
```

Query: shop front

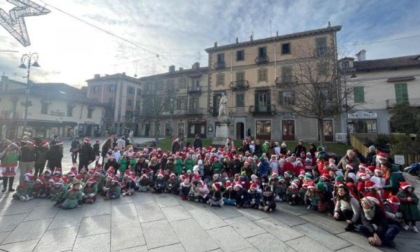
347;111;378;133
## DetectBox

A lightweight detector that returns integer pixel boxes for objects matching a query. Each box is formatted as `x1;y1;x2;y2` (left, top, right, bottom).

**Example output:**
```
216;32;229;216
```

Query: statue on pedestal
218;93;229;120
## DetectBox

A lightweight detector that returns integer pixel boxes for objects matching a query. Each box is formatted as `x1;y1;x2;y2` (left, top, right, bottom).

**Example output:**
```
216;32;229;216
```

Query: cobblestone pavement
0;138;419;252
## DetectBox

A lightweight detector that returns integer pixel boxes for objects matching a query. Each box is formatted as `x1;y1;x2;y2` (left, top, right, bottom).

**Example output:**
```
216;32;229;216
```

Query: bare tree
277;46;351;147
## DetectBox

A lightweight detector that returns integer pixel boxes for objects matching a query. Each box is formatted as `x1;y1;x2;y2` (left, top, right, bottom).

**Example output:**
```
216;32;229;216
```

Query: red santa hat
250;183;258;190
358;172;370;180
387;195;400;205
87;177;96;184
320;170;331;180
212;181;222;190
157;170;164;178
40;141;49;147
307;181;316;189
129;174;137;181
112;176;120;183
234;183;242;189
291;179;300;188
53;167;62;175
225;180;232;189
70;167;78;176
367;165;376;174
400;181;411;190
374;168;383;176
362;196;380;207
377;152;388;161
83;137;90;143
345;164;354;170
364;180;376;189
359;163;367;170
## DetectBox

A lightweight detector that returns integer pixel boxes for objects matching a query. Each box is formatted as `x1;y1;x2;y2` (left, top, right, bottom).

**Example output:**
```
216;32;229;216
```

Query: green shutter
395;83;408;104
354;87;365;103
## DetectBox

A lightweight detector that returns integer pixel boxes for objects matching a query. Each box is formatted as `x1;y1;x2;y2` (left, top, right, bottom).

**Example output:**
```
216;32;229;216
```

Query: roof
139;67;209;81
354;55;420;71
205;25;342;53
86;73;142;83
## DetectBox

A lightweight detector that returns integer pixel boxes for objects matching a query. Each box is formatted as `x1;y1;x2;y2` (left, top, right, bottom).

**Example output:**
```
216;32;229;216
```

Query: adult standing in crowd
171;137;180;154
70;138;80;164
46;142;63;171
18;140;36;182
78;138;94;172
365;145;377;166
34;141;49;178
93;140;100;165
193;134;202;149
337;149;360;173
293;140;307;156
0;140;19;192
116;136;126;151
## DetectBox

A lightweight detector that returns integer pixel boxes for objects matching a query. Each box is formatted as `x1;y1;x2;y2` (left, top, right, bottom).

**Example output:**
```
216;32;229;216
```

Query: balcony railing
249;104;277;115
229;80;250;91
213;61;226;70
275;77;297;87
186;108;205;115
187;86;201;94
386;98;420;108
255;55;269;65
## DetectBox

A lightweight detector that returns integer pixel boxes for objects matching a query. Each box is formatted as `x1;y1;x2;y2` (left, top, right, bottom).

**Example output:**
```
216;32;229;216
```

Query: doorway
282;120;295;141
236;122;244;139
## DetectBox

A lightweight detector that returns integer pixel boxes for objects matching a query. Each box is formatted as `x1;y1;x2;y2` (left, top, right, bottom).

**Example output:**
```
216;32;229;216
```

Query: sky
0;0;419;88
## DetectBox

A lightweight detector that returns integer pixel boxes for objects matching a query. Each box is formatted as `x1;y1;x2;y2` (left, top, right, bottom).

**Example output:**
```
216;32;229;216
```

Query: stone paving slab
73;233;111;252
2;218;52;244
149;243;186;252
48;207;85;230
161;205;192;222
300;212;347;234
337;232;383;252
171;218;219;252
285;236;333;252
142;219;180;249
207;226;254;252
0;239;39;252
188;207;227;230
294;222;352;250
0;213;27;232
33;226;79;252
224;216;267;238
247;233;296;252
78;214;111;237
253;217;304;242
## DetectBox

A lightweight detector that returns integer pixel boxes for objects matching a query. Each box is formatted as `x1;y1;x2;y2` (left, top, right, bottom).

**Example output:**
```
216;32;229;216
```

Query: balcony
255;55;269;65
186;108;205;115
213;61;226;70
249;104;277;116
386;98;420;109
208;106;218;117
229;80;249;91
187;86;201;94
275;77;297;87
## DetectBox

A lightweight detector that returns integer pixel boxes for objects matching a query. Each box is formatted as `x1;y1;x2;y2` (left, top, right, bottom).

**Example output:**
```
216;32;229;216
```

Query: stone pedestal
212;121;230;146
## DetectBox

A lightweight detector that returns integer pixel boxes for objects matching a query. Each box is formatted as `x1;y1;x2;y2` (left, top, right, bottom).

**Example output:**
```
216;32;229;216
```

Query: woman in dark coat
46;144;63;170
34;141;49;177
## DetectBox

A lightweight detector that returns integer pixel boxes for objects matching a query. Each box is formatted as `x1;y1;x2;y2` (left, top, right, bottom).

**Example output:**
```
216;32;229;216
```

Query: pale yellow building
205;25;341;141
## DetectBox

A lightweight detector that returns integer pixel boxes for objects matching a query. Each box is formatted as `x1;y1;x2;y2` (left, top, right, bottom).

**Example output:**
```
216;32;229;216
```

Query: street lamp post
19;53;40;134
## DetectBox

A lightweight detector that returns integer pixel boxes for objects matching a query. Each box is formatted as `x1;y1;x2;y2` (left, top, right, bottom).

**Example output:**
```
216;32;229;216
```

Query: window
217;53;225;63
108;98;114;104
127;99;133;106
281;66;293;83
394;83;408;104
282;43;291;54
41;103;49;114
258;47;267;57
318;87;332;102
257;68;268;82
137;88;141;96
176;96;186;110
216;73;225;86
87;108;94;119
67;105;74;117
236;50;244;61
178;78;187;89
236;72;245;82
279;91;295;105
255;92;270;112
236;93;245;107
109;84;116;92
353;87;365;103
127;86;134;93
315;37;327;57
317;62;329;76
93;86;100;93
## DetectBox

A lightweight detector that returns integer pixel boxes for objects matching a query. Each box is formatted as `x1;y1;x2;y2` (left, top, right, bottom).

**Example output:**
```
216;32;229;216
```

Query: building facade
0;75;105;140
138;63;209;139
86;73;142;136
339;52;420;135
205;25;342;141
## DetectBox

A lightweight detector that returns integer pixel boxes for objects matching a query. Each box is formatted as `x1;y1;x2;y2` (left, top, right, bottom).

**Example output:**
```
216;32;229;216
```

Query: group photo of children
1;134;419;249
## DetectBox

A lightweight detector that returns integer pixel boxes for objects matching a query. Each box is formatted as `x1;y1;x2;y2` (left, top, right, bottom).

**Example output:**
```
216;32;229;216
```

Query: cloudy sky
0;0;419;87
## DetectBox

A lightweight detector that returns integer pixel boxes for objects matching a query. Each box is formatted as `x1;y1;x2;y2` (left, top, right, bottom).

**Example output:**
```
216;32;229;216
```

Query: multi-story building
138;63;209;139
205;25;341;141
339;51;420;134
86;73;142;136
0;75;105;139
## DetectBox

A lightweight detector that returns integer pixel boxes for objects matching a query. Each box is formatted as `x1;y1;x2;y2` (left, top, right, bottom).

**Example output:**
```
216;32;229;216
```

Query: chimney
355;50;366;61
276;31;278;36
179;67;183;71
192;62;200;69
214;41;217;47
236;37;239;44
94;74;100;79
122;72;126;76
250;35;253;41
169;65;175;73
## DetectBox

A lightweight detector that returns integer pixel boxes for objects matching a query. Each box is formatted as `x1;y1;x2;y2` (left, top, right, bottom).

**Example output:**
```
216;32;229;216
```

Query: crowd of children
1;136;419;248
